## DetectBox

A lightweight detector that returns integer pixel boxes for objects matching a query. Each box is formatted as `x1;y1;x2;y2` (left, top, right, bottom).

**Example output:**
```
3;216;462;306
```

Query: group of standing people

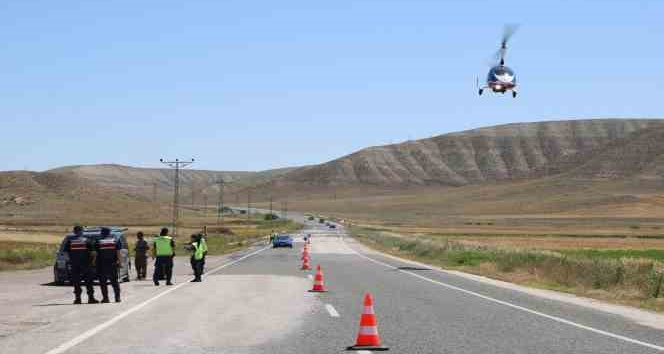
65;226;209;305
63;226;123;304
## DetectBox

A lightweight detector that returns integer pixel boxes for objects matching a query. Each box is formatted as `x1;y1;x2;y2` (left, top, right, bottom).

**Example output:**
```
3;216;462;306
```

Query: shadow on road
33;303;73;307
40;282;68;287
395;266;431;271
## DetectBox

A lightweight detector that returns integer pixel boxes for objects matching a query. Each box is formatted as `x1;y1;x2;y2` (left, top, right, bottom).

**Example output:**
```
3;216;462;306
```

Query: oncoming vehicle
272;234;294;248
329;224;337;229
54;226;131;285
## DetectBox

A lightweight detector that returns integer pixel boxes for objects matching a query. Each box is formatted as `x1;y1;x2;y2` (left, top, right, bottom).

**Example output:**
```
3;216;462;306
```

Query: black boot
73;297;82;305
101;297;110;304
88;298;99;304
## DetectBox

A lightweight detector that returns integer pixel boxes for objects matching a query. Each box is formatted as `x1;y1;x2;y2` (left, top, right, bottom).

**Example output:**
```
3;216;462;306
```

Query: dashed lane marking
340;238;664;352
325;304;340;317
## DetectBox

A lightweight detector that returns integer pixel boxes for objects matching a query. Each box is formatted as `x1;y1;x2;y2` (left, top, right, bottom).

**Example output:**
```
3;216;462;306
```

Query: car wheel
53;267;64;285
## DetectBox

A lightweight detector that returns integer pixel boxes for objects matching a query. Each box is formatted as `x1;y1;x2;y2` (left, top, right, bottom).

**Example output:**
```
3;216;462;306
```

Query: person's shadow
33;303;73;307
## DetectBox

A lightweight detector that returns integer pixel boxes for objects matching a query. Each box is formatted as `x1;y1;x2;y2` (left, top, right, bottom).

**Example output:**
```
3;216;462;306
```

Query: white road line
340;238;664;352
44;246;270;354
356;351;372;354
325;304;340;317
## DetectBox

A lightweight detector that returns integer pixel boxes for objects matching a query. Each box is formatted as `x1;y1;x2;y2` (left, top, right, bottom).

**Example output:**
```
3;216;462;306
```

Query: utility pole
247;190;251;219
203;194;208;217
152;181;158;218
217;178;224;225
160;158;194;237
269;195;273;218
284;200;288;220
191;180;196;207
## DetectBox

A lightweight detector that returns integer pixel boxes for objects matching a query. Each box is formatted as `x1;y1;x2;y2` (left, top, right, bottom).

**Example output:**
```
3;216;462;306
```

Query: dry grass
450;236;664;251
0;210;302;271
351;226;664;312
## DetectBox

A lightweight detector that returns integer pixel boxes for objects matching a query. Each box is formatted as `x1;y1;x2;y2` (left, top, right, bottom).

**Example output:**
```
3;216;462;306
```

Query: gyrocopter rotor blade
494;24;519;65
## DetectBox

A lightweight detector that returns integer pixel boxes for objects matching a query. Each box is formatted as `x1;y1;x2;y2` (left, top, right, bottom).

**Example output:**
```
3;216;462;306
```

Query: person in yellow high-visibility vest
152;228;175;286
189;234;207;282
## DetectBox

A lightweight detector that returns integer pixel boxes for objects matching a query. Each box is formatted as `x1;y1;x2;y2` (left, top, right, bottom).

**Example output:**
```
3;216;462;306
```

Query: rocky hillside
49;164;298;197
274;119;664;187
0;165;297;222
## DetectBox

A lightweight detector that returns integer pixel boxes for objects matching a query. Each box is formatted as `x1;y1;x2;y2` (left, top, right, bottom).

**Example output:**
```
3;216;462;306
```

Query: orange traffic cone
347;293;388;351
301;248;309;260
309;265;327;292
301;253;311;270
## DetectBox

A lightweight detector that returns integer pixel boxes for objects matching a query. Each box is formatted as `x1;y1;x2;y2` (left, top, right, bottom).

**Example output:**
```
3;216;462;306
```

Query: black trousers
98;263;120;300
135;255;147;279
192;257;204;280
70;264;95;299
153;256;173;284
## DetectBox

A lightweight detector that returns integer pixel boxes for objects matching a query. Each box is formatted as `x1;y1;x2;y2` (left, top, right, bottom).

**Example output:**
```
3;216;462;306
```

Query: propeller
494;24;519;66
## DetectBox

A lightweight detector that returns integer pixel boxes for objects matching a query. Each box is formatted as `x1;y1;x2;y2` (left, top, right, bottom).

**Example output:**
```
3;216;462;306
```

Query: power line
217;178;225;225
160;158;194;237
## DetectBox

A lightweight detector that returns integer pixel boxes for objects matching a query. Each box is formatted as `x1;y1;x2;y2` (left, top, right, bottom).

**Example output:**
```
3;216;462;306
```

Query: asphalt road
2;218;664;353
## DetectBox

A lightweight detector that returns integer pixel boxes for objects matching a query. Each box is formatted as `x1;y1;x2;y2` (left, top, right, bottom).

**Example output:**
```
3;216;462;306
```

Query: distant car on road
308;216;315;221
54;226;131;285
329;224;337;229
272;234;294;248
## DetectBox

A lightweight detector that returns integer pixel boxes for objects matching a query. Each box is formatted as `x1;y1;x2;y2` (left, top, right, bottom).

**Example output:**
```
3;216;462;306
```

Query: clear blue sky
2;0;662;172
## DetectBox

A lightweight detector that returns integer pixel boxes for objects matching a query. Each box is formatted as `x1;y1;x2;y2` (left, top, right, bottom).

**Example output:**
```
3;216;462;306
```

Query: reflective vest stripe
70;240;87;250
98;239;116;250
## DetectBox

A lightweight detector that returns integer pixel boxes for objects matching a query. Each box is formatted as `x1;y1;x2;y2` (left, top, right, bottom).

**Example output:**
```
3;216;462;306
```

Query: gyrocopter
478;25;519;98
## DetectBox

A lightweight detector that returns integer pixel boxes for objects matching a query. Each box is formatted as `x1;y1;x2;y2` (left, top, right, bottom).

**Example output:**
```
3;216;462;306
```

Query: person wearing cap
134;232;149;280
62;225;98;304
94;227;122;303
152;228;175;286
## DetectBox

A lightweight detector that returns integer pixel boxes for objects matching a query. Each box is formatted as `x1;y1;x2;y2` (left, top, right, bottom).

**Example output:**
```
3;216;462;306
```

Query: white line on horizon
325;304;340;318
340;238;664;352
43;246;270;354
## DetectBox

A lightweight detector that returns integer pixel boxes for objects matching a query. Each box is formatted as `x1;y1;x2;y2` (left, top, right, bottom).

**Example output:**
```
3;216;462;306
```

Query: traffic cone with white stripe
309;265;327;292
301;252;311;270
347;292;388;351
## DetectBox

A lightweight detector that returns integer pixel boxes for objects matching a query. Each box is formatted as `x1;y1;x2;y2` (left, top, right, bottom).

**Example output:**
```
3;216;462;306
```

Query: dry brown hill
0;165;297;224
50;164;297;197
269;119;664;188
3;118;664;226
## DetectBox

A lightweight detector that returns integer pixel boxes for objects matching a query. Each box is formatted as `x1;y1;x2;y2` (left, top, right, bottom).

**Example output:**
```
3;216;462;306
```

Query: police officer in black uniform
63;225;98;304
95;227;122;303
